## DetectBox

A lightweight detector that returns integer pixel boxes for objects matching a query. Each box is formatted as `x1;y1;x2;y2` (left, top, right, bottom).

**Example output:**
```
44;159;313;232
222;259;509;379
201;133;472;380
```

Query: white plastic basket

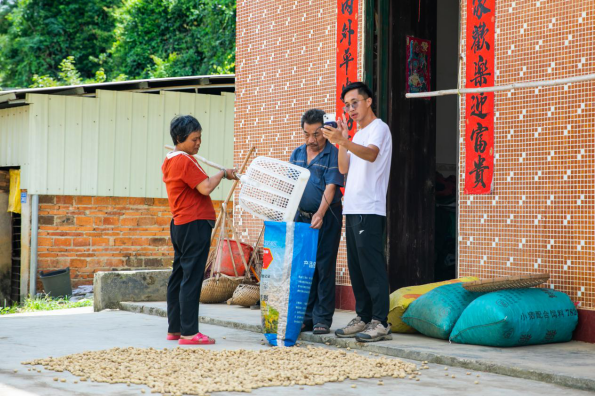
239;156;310;222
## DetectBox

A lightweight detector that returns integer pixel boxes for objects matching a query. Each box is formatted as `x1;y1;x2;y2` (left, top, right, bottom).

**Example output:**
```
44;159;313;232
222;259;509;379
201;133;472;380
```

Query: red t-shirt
162;152;216;225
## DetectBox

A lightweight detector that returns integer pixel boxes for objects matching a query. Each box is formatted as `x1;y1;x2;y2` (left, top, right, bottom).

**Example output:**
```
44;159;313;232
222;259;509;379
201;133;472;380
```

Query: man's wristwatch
221;169;227;179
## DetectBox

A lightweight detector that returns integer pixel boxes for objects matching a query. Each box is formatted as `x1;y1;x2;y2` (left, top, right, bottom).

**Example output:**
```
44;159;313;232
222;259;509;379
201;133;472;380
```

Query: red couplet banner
336;0;358;141
464;0;495;194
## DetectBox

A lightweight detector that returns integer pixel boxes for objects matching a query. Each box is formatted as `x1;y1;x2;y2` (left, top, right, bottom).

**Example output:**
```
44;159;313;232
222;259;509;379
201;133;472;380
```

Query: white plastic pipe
29;194;39;297
405;73;595;98
164;145;227;170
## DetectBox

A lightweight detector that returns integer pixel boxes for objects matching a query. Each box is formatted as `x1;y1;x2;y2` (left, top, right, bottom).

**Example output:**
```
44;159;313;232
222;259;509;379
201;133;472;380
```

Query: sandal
313;323;330;335
166;333;181;341
178;333;216;345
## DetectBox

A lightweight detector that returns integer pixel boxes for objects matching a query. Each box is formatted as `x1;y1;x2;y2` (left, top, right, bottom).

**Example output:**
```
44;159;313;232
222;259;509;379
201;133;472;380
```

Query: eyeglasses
304;128;323;139
343;99;363;113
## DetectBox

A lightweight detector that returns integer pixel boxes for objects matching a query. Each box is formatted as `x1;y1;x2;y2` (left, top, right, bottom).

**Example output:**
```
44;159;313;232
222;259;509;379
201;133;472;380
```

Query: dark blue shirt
289;142;344;213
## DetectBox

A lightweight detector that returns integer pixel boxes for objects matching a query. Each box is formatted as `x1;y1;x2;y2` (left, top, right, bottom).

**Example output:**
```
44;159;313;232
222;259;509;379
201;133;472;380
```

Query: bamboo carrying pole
405;73;595;98
211;146;255;240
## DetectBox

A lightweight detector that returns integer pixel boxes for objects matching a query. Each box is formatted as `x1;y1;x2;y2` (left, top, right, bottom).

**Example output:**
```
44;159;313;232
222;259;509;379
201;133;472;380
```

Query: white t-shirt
343;118;393;216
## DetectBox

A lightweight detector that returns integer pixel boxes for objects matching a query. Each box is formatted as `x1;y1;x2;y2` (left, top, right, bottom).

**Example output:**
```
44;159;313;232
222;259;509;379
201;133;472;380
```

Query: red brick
54;238;72;247
103;217;119;226
131;238;149;246
156;217;171;226
73;238;90;247
39;195;56;204
129;197;145;205
138;217;156;226
75;196;93;205
154;198;169;206
55;196;74;205
92;237;110;246
76;216;93;226
149;237;168;247
120;217;138;226
114;238;132;246
120;218;139;226
112;197;129;206
70;259;87;268
94;217;104;226
37;237;53;247
93;196;112;205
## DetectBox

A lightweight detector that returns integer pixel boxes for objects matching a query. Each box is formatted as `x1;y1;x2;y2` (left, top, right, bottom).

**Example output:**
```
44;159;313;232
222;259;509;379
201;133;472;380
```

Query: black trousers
167;219;212;336
296;205;342;327
345;214;390;323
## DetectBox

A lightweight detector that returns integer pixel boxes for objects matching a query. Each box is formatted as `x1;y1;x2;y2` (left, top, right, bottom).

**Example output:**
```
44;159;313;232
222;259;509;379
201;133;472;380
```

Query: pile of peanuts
22;345;418;395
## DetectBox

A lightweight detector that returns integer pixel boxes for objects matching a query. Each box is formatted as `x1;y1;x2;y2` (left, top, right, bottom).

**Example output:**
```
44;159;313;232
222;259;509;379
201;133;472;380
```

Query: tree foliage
0;0;236;89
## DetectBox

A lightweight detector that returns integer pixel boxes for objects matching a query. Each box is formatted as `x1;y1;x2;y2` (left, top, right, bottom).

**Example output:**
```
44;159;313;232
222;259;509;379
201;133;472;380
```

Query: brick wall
0;170;9;193
36;195;227;288
234;0;364;287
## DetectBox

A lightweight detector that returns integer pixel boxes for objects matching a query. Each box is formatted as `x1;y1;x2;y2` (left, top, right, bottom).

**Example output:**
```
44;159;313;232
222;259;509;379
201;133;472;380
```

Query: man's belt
298;202;341;220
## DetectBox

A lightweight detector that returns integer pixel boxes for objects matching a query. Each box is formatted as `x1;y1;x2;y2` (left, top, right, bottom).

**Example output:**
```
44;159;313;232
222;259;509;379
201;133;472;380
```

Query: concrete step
120;301;595;392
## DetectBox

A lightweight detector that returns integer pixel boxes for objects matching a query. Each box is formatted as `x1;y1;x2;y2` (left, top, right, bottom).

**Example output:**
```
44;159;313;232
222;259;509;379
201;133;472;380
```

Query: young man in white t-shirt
322;82;393;342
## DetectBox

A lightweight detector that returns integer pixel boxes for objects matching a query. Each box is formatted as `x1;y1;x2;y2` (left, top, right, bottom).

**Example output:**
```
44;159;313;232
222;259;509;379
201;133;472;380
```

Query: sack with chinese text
402;283;485;339
260;221;318;347
450;288;578;347
389;277;479;333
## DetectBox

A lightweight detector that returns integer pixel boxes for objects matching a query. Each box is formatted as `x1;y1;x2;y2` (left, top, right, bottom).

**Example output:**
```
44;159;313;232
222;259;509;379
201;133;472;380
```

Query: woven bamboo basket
227;283;260;307
463;273;550;293
200;274;244;304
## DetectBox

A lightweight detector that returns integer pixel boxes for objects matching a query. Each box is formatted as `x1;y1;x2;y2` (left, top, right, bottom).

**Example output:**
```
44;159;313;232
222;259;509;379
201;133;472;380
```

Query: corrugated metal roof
0;74;235;108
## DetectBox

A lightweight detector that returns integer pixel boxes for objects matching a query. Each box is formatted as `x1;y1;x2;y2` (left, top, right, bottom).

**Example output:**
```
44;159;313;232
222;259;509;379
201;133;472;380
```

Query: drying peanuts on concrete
22;345;418;395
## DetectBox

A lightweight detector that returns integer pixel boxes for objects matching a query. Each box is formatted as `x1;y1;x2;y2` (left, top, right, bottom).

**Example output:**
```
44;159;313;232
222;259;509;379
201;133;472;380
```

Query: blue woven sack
402;283;484;339
260;221;318;347
450;288;578;347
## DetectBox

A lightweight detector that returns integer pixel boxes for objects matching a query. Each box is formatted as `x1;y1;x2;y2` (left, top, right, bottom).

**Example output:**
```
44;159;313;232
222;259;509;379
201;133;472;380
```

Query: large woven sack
227;283;260;307
402;283;484;339
450;288;578;347
261;221;318;347
388;277;479;333
200;275;243;304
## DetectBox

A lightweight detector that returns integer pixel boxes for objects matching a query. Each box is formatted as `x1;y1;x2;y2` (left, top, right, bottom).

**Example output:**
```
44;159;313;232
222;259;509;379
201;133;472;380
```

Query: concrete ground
122;301;595;392
0;307;592;396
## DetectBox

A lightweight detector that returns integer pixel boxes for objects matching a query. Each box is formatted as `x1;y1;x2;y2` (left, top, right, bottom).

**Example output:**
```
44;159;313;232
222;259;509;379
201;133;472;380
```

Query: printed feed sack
388;277;479;333
450;288;578;347
260;221;319;347
402;283;485;339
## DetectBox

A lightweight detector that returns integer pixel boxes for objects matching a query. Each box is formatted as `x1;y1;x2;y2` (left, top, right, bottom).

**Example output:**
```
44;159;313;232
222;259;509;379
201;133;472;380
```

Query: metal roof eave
0;74;235;106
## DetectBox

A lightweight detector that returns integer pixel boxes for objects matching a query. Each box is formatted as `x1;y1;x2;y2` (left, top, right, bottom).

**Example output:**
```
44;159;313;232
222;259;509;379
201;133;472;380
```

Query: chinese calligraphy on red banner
336;0;358;140
465;0;495;194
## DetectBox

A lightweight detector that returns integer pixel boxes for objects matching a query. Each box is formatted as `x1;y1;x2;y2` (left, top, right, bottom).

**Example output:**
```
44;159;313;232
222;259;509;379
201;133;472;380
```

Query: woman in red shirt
162;115;236;345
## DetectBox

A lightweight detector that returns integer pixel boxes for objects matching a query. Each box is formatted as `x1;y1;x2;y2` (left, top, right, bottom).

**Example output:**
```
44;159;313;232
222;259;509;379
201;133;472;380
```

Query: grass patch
0;295;93;315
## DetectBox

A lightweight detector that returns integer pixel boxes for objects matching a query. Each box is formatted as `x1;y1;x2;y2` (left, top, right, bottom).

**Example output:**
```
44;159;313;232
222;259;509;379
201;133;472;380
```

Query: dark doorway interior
11;212;21;304
367;0;459;291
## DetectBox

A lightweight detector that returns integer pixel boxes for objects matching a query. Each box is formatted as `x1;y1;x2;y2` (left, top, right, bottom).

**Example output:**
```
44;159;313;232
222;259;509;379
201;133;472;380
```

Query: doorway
366;0;460;290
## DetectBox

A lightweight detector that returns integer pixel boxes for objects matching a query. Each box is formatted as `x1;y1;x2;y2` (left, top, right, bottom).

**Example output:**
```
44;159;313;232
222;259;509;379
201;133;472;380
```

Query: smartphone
323;113;338;128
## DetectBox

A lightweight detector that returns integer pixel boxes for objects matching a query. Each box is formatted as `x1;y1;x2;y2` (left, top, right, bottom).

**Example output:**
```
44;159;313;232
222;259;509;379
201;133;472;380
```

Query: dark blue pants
167;219;212;336
345;214;389;323
296;205;342;327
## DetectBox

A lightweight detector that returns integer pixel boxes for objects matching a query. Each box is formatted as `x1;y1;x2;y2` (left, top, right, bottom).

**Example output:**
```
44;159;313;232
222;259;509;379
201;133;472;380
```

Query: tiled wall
234;0;364;286
458;0;595;310
235;0;595;310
